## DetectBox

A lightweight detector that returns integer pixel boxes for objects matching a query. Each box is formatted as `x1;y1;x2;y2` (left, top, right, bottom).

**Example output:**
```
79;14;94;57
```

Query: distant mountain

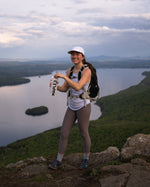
87;55;121;61
87;55;150;61
1;56;150;63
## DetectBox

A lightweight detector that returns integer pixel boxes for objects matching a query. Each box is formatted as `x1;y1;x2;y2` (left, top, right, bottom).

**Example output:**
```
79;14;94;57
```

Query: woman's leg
58;107;76;154
49;107;76;169
77;103;91;155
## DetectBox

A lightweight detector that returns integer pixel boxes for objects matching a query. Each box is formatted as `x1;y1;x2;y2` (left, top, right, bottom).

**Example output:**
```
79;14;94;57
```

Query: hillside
0;71;150;167
0;61;70;87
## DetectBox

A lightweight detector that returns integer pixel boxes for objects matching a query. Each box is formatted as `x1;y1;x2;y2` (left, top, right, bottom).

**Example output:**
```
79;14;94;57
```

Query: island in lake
25;106;48;116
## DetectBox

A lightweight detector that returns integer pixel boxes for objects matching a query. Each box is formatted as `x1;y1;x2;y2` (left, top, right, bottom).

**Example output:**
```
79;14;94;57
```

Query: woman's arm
54;67;91;91
57;83;68;92
56;68;71;92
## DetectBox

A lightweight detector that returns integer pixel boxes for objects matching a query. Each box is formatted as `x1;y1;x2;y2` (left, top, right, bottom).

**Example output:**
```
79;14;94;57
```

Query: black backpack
69;62;100;102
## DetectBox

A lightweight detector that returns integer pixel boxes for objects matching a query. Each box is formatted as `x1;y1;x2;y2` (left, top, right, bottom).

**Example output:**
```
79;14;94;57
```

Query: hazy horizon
0;0;150;59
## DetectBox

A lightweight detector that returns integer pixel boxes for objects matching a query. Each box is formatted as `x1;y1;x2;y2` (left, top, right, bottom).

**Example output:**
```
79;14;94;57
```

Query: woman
48;46;91;170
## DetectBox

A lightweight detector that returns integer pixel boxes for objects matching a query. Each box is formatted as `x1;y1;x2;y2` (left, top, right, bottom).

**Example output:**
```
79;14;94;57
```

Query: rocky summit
1;133;150;187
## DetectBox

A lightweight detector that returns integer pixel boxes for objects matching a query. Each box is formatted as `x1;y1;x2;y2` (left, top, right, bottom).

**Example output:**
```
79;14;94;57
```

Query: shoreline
0;69;149;147
0;70;150;167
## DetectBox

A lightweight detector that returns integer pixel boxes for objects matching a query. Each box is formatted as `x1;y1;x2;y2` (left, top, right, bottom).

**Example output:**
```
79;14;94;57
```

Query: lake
0;68;149;146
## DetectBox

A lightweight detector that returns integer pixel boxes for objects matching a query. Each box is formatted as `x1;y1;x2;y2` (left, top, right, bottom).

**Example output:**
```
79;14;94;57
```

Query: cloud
88;13;150;31
0;13;62;47
55;21;97;36
71;0;86;3
0;11;150;49
120;13;150;20
77;8;104;14
0;33;24;47
56;18;150;36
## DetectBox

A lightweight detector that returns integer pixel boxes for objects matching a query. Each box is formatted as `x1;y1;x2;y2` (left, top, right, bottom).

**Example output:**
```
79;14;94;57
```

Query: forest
0;61;69;87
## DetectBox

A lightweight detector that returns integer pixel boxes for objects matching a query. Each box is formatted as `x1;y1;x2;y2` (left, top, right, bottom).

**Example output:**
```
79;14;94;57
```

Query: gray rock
100;163;133;175
131;158;150;167
100;173;129;187
27;156;47;163
127;169;150;187
6;156;47;169
21;164;48;177
90;146;120;167
99;159;150;187
6;160;27;169
64;147;120;168
121;134;150;161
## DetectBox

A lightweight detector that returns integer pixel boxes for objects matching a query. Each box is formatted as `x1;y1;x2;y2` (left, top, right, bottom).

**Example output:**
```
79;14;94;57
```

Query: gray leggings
58;103;91;154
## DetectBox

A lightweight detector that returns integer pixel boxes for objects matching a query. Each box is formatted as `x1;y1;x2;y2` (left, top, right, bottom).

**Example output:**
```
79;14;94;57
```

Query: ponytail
82;58;97;79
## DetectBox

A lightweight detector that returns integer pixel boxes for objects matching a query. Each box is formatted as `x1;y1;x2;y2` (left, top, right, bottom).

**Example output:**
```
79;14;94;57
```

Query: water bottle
50;76;58;96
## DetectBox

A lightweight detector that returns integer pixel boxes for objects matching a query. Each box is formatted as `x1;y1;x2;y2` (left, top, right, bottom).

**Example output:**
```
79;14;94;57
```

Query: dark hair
82;58;97;79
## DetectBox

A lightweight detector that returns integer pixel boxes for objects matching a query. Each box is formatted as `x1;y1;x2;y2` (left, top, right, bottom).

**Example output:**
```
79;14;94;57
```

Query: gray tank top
68;72;90;111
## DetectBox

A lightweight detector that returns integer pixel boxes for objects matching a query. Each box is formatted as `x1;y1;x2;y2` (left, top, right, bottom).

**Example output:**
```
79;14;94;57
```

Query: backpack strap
78;64;89;106
69;66;74;79
78;64;88;80
67;66;74;105
69;64;88;80
67;64;89;106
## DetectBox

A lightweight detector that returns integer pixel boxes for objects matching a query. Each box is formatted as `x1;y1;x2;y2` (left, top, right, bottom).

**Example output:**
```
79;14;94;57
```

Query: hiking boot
79;159;89;169
48;159;62;170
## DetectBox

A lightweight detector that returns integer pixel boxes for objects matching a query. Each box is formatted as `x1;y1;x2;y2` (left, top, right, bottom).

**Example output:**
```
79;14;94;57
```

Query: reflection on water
0;68;149;146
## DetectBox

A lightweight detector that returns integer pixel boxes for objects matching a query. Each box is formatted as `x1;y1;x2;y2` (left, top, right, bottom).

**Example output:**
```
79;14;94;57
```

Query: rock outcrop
121;133;150;161
0;133;150;187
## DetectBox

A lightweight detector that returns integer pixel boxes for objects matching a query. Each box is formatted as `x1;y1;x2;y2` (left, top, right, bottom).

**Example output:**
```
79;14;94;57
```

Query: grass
0;71;150;167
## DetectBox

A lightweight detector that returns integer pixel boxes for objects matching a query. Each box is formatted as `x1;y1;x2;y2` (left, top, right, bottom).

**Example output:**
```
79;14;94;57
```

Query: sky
0;0;150;59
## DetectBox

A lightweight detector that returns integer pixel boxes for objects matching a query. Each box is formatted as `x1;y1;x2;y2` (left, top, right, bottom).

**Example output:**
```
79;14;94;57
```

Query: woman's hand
54;73;66;79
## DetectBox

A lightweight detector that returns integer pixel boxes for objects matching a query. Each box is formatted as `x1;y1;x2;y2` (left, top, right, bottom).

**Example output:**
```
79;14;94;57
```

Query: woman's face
70;52;84;65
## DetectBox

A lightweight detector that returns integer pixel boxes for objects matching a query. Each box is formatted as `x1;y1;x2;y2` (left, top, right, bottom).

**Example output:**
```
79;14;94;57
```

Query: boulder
64;147;120;168
90;146;120;167
100;173;129;187
21;164;48;177
6;156;47;169
121;134;150;161
99;158;150;187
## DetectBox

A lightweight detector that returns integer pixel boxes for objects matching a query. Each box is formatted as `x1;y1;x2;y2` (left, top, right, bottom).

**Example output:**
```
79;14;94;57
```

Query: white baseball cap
68;46;85;56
